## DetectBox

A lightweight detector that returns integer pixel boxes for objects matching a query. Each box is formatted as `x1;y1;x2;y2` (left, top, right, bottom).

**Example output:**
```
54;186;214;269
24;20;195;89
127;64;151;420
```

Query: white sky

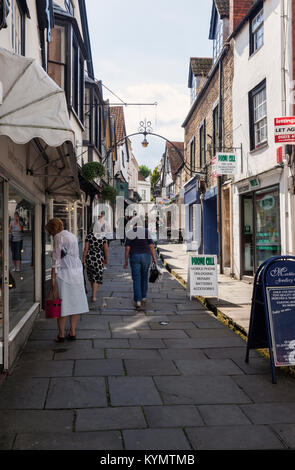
85;0;213;170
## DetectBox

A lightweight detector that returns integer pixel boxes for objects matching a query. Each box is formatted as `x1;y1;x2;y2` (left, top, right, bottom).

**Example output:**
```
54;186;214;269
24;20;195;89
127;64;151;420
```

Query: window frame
11;0;26;56
189;137;195;176
47;16;87;129
212;104;219;156
249;79;267;150
199;120;206;168
64;0;74;16
47;22;68;91
249;7;264;56
213;15;223;61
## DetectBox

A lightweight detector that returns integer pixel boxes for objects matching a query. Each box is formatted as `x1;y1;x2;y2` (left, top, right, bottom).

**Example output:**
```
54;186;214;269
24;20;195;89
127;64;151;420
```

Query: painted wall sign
274;117;295;143
188;254;218;298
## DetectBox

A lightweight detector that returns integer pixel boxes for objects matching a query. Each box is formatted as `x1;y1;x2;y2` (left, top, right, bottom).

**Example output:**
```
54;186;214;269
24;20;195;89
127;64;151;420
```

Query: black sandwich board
246;256;295;383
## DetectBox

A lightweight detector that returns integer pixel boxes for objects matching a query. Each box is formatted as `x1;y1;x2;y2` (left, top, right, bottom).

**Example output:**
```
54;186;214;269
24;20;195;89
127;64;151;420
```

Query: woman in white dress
45;218;89;342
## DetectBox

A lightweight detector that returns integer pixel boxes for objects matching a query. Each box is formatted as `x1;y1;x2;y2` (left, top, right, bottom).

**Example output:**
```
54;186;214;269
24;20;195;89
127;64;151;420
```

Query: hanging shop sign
215;153;237;175
274;117;295;143
246;255;295;383
188;254;218;298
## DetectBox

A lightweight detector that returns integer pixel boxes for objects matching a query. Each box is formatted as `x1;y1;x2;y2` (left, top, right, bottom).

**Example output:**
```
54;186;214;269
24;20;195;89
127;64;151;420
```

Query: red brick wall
230;0;253;33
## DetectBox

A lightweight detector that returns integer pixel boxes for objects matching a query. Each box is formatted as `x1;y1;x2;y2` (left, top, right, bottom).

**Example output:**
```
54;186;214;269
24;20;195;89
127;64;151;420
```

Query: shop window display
8;185;35;332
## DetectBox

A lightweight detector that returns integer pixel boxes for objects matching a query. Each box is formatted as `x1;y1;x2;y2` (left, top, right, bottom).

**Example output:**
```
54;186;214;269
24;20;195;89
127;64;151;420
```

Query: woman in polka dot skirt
81;231;108;307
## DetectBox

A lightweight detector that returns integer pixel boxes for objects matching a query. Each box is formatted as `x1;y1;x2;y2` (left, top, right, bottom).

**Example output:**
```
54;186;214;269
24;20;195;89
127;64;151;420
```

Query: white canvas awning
0;47;80;199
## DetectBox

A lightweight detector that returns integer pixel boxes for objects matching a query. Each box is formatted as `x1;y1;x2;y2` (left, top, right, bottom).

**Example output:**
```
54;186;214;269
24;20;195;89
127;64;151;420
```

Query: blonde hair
45;218;64;236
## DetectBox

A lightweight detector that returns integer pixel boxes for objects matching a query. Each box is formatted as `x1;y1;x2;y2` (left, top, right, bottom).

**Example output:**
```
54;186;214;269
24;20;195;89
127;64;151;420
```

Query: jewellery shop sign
188;255;218;299
246;256;295;383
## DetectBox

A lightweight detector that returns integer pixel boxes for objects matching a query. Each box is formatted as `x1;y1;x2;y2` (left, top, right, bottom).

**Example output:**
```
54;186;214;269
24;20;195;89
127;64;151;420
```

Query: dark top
125;227;153;256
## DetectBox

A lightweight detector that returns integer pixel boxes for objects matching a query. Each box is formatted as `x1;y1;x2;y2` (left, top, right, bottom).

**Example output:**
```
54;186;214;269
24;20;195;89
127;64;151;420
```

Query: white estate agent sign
214;153;237;176
188;254;218;298
274;117;295;143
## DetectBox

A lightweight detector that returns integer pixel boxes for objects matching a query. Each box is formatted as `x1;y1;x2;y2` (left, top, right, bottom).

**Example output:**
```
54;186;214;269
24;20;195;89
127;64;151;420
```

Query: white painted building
232;0;294;278
138;174;151;202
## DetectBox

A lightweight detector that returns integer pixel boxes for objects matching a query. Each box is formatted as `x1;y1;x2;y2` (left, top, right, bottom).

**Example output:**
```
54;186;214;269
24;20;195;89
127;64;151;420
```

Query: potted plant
101;185;117;201
81;162;105;181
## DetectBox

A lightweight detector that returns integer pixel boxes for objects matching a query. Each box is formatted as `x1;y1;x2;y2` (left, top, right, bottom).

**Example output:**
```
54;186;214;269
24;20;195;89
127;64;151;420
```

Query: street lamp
139;119;152;148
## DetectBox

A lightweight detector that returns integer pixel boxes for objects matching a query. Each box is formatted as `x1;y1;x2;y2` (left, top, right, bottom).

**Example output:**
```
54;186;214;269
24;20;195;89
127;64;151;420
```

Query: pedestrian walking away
45;218;89;342
124;220;157;308
82;230;109;308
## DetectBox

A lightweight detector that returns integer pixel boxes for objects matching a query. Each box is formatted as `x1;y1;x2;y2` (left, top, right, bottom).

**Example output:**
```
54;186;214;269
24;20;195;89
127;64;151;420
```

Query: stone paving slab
0;435;15;450
0;377;49;409
13;431;123;450
76;407;146;431
0;410;73;433
240;403;295;424
11;360;74;378
272;424;295;448
197;405;251;426
123;428;192;450
143;405;204;428
163;337;244;349
45;377;108;409
154;376;251;405
174;359;244;376
233;374;295;403
124;359;180;376
106;349;162;360
108;377;163;406
158;348;208;360
74;359;125;376
186;425;284;450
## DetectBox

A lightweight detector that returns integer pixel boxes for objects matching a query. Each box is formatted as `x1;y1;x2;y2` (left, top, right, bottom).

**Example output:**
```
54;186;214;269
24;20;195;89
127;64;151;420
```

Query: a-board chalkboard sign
246;256;295;383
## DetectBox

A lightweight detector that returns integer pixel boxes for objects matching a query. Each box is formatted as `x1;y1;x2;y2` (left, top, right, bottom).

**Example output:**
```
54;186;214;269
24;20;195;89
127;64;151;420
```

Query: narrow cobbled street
1;241;295;450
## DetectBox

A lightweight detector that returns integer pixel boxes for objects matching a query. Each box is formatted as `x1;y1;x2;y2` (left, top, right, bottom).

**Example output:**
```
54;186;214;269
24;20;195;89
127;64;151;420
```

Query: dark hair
100;211;105;216
14;212;19;217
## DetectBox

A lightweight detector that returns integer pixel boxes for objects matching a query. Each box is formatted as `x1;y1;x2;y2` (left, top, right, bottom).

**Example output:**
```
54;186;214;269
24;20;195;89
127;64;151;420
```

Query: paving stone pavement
1;241;295;450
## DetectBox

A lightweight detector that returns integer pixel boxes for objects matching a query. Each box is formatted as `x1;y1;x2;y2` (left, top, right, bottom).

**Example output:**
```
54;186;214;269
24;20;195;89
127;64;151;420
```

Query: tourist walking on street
9;211;24;272
82;230;108;307
124;220;157;308
45;218;89;342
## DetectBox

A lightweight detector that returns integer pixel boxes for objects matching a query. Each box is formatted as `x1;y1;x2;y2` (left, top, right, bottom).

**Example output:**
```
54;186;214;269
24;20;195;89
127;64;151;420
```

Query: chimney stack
230;0;253;33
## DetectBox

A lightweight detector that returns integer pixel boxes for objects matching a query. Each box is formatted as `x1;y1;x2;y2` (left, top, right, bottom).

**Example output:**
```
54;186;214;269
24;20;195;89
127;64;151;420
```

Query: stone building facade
182;0;234;273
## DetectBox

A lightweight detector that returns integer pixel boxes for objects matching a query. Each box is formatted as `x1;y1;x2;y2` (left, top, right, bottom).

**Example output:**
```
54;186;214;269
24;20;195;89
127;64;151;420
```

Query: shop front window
8;185;35;332
255;187;281;266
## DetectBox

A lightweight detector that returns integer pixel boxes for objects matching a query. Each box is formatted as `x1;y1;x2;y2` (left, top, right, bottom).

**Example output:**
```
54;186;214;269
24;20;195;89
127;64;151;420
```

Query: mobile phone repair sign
189;255;218;298
274;117;295;143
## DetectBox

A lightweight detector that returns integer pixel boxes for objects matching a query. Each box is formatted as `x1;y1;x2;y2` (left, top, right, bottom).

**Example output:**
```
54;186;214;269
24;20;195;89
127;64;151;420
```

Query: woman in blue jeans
124;225;157;308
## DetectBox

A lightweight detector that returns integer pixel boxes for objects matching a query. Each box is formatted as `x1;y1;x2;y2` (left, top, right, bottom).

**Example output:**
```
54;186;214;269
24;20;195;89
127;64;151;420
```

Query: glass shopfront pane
8;185;35;332
255;186;281;267
242;196;254;273
77;203;84;257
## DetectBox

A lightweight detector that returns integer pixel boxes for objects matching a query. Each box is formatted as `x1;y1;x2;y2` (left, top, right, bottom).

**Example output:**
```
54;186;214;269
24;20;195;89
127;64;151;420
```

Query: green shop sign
191;256;215;266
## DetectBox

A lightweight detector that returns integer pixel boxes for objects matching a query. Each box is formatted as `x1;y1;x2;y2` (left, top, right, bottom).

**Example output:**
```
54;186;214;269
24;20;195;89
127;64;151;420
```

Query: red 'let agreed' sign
274;117;295;143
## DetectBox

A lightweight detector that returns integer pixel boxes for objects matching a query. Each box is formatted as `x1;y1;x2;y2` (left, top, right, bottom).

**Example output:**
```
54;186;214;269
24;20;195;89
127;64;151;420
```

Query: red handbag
45;286;62;319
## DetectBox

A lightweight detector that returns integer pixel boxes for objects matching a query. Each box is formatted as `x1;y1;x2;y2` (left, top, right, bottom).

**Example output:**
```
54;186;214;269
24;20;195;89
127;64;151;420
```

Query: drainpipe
281;0;290;255
218;58;223;274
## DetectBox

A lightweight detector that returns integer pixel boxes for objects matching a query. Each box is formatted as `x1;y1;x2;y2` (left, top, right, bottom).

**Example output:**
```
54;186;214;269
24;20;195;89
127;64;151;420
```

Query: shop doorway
222;187;231;270
241;186;281;276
